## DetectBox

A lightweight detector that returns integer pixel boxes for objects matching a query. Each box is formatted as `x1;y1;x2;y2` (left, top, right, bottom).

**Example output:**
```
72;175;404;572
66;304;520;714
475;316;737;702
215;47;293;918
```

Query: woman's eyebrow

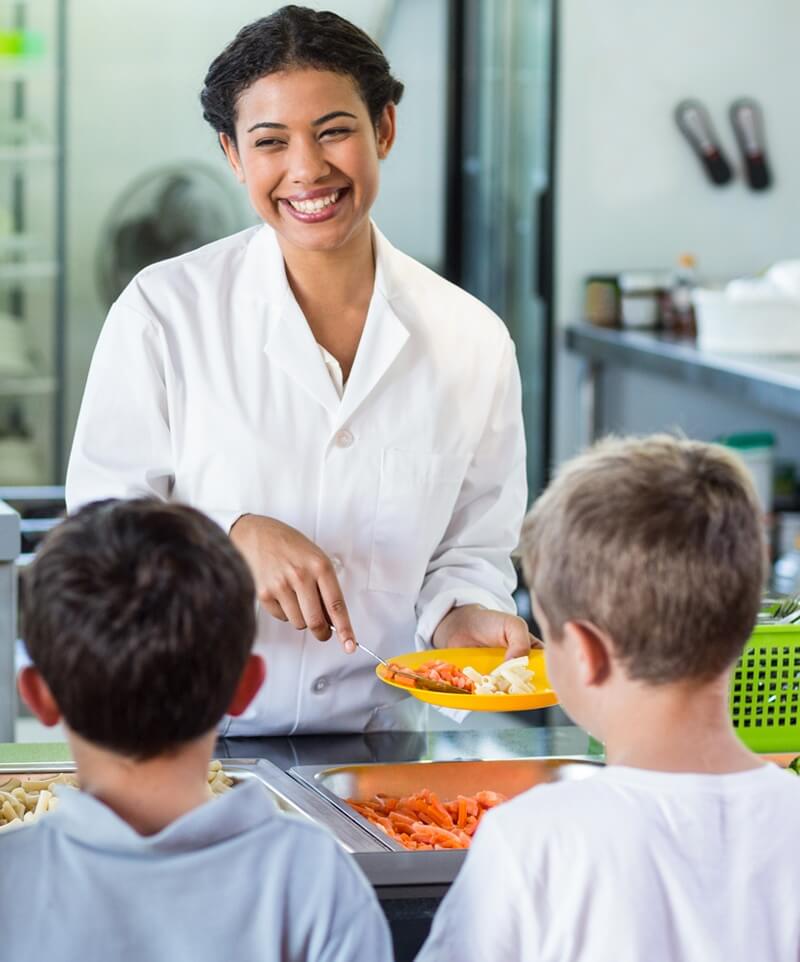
247;121;287;132
246;111;356;134
311;110;357;126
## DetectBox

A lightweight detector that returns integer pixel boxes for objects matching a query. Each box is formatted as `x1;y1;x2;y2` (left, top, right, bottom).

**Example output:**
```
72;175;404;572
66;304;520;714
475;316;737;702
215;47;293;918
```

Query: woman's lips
280;187;350;223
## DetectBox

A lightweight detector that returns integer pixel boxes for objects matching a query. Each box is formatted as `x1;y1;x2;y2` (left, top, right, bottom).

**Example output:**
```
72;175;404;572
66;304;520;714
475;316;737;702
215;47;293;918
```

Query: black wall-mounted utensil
730;97;772;191
674;98;733;186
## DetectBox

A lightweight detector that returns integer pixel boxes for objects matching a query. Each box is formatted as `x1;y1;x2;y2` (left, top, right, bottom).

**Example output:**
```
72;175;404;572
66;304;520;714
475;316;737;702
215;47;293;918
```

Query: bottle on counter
665;253;698;337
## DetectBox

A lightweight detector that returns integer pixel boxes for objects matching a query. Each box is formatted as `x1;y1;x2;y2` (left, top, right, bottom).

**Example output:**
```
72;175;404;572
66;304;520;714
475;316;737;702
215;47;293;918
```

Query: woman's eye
320;127;352;139
255;138;286;148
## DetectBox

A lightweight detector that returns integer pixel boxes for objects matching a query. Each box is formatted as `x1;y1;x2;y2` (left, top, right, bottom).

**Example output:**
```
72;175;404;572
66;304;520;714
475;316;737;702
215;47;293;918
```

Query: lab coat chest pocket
368;448;467;596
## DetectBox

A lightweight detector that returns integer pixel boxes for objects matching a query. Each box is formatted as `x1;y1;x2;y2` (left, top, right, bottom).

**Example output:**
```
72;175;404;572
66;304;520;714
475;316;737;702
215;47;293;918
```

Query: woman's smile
280;185;351;223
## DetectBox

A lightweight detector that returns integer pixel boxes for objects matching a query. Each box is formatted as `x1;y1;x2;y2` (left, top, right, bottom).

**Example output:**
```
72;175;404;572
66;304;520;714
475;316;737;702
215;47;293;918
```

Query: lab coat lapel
334;229;410;427
265;293;342;414
257;227;341;416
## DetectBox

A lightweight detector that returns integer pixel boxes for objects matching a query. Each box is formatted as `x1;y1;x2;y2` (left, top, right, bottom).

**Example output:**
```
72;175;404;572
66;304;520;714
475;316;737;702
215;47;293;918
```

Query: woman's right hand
230;514;356;652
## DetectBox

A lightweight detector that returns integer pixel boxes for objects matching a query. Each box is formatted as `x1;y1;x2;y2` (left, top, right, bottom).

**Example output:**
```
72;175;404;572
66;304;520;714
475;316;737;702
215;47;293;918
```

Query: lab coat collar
51;778;276;854
258;224;410;422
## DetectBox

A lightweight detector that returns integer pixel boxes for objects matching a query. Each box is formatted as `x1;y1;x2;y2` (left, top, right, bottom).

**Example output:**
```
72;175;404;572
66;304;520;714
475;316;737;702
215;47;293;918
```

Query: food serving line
0;498;603;958
1;726;602;960
218;726;602;959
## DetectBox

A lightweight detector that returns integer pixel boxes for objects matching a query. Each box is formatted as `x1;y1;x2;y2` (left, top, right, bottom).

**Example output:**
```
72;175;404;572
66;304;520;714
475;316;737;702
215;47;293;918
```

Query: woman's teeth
287;190;341;213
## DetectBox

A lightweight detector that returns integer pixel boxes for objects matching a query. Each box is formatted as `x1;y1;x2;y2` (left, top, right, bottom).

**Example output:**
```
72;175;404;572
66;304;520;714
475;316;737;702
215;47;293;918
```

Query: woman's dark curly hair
201;5;404;143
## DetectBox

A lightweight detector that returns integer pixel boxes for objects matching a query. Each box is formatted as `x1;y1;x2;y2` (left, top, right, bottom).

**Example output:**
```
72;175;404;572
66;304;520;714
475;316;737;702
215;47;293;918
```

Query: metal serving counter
216;725;602;960
1;731;602;960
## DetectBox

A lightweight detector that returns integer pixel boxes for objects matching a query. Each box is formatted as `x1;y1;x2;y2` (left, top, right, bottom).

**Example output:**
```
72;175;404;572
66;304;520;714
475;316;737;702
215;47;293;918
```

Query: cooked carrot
384;660;476;694
346;788;507;850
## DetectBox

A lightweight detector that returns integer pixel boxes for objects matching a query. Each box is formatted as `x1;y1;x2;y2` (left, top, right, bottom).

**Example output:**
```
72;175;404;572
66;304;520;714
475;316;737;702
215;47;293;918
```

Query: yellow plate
376;648;558;712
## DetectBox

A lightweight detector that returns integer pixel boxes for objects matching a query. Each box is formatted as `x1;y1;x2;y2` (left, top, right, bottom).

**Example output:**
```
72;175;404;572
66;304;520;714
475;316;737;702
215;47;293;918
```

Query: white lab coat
66;224;527;734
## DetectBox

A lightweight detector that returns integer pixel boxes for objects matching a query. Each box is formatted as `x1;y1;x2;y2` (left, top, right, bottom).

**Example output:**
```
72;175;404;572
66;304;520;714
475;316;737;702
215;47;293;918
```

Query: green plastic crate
730;625;800;752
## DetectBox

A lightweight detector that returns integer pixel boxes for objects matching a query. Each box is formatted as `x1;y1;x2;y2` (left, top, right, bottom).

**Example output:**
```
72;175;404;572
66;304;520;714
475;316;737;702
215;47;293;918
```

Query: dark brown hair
200;5;404;143
521;435;766;683
22;499;256;759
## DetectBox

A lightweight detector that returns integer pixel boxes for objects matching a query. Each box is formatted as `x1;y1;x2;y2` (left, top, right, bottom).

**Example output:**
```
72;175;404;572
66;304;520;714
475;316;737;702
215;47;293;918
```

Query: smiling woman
218;68;393;261
65;5;532;736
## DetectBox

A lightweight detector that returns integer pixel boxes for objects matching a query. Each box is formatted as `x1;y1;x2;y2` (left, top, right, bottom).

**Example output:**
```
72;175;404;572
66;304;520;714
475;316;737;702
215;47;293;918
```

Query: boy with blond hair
418;435;800;962
1;499;391;962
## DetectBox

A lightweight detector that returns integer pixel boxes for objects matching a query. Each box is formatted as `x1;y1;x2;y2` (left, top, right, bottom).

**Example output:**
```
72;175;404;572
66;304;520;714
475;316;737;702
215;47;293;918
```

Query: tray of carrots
376;647;558;711
347;788;507;850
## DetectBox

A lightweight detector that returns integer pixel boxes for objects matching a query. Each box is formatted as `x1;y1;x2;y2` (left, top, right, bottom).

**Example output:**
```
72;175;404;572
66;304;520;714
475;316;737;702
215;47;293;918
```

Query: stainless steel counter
565;323;800;443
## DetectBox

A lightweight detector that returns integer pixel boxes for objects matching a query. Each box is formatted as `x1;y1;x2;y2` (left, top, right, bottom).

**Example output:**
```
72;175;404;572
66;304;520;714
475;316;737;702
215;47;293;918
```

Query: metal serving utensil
356;641;467;695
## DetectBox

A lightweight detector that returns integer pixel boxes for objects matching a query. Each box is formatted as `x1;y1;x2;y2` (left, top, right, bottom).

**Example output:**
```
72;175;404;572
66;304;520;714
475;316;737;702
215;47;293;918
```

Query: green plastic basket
730;625;800;752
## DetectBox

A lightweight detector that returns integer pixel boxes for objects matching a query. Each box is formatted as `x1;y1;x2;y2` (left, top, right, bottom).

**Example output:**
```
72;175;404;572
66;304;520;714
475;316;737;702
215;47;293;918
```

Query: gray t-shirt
0;778;391;962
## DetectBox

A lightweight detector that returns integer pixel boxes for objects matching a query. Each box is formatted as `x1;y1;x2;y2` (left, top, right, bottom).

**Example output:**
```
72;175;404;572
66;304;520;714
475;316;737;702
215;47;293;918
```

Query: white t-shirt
0;779;391;962
417;763;800;962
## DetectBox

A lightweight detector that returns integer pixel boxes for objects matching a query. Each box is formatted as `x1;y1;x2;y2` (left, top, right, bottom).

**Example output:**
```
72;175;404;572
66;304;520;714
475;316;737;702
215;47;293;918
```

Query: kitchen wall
553;0;800;466
63;0;446;464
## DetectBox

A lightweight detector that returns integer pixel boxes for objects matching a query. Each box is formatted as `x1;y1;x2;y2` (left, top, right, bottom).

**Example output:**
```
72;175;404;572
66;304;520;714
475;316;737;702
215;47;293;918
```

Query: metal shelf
0;260;59;282
0;144;57;162
565;323;800;422
0;64;54;81
0;374;57;397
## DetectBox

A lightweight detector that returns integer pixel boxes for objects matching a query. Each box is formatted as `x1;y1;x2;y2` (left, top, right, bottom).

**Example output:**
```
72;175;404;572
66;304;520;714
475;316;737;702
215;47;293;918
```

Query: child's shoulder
482;771;625;848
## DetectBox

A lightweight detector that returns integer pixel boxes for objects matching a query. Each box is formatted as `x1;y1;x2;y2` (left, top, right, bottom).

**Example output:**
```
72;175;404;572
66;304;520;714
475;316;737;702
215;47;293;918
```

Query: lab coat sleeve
414;335;527;648
65;301;240;532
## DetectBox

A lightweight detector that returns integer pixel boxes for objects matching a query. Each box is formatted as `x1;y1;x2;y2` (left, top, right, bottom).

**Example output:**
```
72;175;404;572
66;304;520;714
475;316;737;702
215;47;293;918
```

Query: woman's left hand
432;604;541;660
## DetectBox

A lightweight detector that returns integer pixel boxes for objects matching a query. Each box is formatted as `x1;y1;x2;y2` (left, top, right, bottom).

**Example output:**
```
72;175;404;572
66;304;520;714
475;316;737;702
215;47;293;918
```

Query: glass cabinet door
459;0;554;497
0;0;64;486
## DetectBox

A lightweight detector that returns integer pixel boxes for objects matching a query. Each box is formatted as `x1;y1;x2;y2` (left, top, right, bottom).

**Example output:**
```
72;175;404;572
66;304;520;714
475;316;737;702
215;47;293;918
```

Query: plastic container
730;624;800;752
717;431;775;514
693;288;800;354
777;512;800;558
774;534;800;595
584;275;619;327
618;272;665;329
717;431;775;513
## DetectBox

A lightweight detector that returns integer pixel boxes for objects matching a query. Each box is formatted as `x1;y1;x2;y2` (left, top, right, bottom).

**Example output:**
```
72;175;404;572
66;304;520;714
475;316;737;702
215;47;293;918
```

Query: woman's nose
287;136;330;184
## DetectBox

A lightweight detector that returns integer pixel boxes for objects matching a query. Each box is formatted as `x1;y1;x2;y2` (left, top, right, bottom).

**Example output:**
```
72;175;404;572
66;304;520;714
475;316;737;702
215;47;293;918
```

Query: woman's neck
279;220;375;318
67;728;216;836
279;221;376;377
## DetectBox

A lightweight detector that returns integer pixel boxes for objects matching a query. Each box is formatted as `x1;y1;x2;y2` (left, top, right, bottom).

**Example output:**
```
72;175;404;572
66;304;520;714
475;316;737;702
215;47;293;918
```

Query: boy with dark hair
2;499;391;962
418;435;800;962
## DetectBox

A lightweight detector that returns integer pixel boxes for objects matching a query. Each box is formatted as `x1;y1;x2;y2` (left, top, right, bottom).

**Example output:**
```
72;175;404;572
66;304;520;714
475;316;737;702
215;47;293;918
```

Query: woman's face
221;68;395;257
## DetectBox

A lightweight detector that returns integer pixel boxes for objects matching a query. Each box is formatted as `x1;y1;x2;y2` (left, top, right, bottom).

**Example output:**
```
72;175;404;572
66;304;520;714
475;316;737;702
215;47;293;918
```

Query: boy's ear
17;667;61;727
563;620;613;687
227;654;266;717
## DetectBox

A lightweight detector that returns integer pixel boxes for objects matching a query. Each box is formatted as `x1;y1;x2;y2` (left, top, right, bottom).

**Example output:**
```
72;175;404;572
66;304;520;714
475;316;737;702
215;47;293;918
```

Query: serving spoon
355;640;467;695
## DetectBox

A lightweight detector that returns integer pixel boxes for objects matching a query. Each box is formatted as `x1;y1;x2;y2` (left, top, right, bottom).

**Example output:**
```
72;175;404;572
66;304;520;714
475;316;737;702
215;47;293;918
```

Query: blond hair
521;435;766;683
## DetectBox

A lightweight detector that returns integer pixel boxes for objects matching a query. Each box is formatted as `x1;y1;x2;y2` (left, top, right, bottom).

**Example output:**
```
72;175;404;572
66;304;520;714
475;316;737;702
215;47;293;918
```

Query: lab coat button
331;554;344;573
334;429;354;449
312;676;329;693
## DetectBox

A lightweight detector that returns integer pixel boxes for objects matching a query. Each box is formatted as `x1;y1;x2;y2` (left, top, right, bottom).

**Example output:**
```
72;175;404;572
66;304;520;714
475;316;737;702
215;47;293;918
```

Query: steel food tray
0;757;387;853
290;756;604;852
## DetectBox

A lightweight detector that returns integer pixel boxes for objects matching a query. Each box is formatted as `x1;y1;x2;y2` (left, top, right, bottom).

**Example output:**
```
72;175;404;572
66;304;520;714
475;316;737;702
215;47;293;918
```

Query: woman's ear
17;667;61;727
227;654;266;716
563;620;613;688
375;103;397;160
220;133;245;183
